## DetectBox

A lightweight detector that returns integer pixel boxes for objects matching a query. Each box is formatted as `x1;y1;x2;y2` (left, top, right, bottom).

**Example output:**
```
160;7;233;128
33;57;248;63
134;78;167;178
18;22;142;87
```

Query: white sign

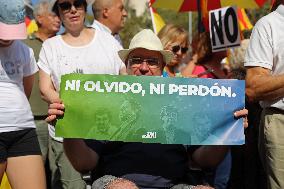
209;6;241;52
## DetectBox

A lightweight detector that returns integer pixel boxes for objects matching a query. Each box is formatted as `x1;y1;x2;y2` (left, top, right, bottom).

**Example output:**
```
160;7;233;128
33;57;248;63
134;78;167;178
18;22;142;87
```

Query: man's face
162;112;178;126
126;48;164;76
96;113;110;133
37;11;61;34
107;0;127;33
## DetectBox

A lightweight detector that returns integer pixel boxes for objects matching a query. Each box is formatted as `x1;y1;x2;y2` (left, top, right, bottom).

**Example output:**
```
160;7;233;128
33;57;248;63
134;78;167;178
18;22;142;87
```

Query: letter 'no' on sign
209;6;241;52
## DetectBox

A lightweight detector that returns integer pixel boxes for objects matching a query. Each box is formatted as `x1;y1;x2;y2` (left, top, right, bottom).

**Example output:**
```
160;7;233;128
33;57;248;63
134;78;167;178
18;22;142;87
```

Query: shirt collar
92;20;112;34
276;5;284;17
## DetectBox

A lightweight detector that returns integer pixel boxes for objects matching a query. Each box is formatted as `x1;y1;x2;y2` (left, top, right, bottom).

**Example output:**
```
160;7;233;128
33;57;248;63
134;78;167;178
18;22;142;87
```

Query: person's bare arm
63;139;99;173
23;74;35;99
46;104;99;172
181;54;198;77
191;146;228;168
246;66;284;102
39;69;60;103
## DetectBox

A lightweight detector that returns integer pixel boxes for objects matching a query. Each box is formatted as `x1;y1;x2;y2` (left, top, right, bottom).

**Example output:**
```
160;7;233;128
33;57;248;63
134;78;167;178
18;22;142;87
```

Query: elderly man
91;0;127;45
47;29;247;189
245;1;284;188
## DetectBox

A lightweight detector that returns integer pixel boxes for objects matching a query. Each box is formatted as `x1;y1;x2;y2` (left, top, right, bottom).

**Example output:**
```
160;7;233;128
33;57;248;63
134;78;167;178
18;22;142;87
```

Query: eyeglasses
128;57;160;68
57;0;85;13
172;45;189;54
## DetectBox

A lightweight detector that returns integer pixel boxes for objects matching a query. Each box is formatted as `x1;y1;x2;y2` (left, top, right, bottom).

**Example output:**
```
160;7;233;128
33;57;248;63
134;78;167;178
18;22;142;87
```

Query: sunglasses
172;45;189;54
128;57;160;68
57;0;86;13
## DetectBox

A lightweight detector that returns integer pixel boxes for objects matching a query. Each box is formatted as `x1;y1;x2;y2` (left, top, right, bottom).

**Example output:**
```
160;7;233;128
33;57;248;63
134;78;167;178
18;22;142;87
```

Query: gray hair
228;39;250;70
33;0;51;19
92;0;113;19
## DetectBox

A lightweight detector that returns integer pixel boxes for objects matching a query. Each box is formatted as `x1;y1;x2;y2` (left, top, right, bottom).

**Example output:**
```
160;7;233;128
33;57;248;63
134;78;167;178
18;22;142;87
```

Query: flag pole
188;12;192;44
149;0;157;34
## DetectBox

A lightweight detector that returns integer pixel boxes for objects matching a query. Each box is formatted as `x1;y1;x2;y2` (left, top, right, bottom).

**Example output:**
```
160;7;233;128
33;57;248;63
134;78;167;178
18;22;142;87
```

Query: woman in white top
38;0;126;188
0;0;46;188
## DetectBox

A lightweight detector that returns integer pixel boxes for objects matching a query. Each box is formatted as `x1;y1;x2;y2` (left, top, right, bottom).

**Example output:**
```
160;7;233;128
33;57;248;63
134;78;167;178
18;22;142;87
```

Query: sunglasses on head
57;0;86;13
172;45;189;54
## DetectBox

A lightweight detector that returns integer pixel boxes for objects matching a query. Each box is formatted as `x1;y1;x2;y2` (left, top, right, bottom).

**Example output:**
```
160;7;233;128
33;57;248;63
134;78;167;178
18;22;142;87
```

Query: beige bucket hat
118;29;174;64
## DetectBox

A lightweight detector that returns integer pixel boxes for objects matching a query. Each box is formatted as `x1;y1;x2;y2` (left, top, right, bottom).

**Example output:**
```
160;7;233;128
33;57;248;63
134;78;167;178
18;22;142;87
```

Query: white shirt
244;5;284;110
38;29;125;141
0;40;38;132
91;20;123;47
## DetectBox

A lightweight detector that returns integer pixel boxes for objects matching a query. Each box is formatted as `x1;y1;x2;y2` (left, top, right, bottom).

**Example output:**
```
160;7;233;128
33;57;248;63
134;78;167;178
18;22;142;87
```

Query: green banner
56;74;245;145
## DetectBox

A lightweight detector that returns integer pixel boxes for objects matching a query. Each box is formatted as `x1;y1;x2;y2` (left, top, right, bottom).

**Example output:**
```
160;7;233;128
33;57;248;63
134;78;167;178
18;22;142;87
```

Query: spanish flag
237;8;253;31
200;3;253;32
149;0;166;34
25;17;38;35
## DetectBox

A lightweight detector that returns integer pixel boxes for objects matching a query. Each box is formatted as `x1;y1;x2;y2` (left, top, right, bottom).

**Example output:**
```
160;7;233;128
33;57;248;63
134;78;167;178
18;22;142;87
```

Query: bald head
92;0;127;34
106;178;139;189
92;0;113;19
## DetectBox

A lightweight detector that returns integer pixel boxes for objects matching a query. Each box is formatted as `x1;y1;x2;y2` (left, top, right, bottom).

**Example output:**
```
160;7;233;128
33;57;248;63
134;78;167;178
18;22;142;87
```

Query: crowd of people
1;0;283;188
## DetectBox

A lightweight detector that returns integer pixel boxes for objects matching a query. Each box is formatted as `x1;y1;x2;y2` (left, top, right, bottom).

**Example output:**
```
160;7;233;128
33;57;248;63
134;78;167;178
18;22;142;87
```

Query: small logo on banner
142;132;157;139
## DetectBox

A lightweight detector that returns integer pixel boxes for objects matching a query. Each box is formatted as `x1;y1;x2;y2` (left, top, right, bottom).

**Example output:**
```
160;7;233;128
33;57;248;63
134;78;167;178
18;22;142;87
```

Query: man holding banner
245;1;284;188
47;29;247;188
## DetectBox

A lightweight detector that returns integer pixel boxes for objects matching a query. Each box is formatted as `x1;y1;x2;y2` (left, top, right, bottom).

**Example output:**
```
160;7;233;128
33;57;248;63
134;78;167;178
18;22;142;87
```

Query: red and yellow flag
25;17;38;35
237;8;253;31
152;0;267;12
149;0;166;34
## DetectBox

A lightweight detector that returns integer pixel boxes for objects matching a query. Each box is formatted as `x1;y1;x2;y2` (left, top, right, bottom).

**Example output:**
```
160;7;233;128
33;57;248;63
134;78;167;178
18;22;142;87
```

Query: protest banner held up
209;6;241;52
56;74;245;145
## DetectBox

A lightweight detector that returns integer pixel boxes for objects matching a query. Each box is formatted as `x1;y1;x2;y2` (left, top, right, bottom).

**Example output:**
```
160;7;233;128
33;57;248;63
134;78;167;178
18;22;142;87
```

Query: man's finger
49;103;65;110
45;115;56;122
48;108;64;116
234;108;248;118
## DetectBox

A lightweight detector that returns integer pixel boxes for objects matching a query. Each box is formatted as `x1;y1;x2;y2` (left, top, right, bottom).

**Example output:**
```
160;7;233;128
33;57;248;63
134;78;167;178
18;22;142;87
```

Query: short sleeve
37;42;52;75
23;47;38;77
244;19;274;70
187;145;201;155
84;139;105;157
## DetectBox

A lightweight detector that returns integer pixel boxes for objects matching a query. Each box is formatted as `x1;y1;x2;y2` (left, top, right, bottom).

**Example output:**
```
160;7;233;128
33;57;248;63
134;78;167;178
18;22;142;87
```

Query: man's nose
123;9;128;17
139;62;150;75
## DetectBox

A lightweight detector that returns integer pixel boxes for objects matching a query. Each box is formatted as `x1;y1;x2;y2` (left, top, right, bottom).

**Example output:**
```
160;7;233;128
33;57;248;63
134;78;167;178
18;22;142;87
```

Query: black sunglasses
57;0;86;13
172;45;189;54
128;57;160;68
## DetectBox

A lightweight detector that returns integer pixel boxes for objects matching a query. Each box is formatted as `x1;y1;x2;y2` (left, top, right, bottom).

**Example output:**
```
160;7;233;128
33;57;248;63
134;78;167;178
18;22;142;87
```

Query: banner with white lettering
56;74;245;145
209;6;241;52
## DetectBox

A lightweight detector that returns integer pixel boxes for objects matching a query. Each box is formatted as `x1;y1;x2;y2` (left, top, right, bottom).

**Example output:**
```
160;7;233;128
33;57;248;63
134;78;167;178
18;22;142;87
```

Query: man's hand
46;102;65;122
234;108;248;129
